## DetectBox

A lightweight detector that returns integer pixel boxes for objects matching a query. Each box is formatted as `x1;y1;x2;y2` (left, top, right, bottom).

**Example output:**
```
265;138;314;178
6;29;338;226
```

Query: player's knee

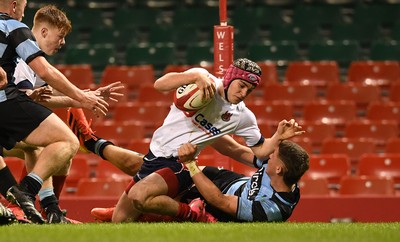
129;190;147;212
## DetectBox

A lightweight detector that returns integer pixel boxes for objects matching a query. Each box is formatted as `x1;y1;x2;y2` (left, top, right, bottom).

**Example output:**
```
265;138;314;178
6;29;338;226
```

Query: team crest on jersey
221;111;232;122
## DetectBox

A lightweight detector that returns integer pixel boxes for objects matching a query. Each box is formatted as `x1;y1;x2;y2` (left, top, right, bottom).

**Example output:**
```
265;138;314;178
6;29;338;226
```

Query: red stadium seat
357;153;400;187
136;83;174;104
4;157;25;182
385;138;400;153
284;61;340;95
303;154;351;189
197;155;232;170
113;102;170;137
95;159;132;182
389;82;400;102
54;64;96;90
321;137;376;167
75;178;129;197
65;156;91;192
100;65;155;99
347;61;400;91
338;175;395;196
366;101;400;123
344;120;399;150
289;137;313;154
256;61;279;86
92;122;146;147
246;101;294;129
297;121;336;153
325;83;381;116
231;160;257;177
298;178;330;196
262;83;317;117
303;100;357;134
127;138;151;155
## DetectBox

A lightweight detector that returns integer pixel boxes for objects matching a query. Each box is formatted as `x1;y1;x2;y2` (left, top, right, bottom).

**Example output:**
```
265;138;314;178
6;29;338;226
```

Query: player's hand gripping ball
174;83;213;112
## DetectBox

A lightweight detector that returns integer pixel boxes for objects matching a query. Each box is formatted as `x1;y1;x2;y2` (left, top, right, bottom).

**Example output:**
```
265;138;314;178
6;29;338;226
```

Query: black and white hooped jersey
0;13;43;84
149;67;263;158
224;162;300;222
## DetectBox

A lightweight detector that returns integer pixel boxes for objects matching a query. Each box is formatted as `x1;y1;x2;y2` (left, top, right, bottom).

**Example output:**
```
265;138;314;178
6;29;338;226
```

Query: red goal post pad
213;25;234;78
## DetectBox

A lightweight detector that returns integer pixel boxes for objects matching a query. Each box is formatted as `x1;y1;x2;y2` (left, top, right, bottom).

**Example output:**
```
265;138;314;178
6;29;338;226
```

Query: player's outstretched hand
81;91;109;117
276;119;305;140
94;81;125;103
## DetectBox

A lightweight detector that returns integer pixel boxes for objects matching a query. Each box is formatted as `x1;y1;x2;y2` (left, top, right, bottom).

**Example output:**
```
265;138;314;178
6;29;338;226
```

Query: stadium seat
366;101;400;123
113;8;162;29
338;176;395;196
347;61;400;90
184;44;214;66
64;156;92;193
289;137;313;154
231;6;284;30
247;41;300;64
100;65;155;99
197;155;232;170
136;83;174;105
325;83;381;116
75;178;129;197
4;157;24;182
269;23;322;45
370;40;400;62
230;160;257;177
389;82;400;102
284;61;340;95
256;61;279;86
54;64;96;90
263;83;317;117
321;137;376;167
385;137;400;153
302;100;357;134
330;22;381;44
245;101;294;129
308;40;360;67
344;120;399;150
357;153;400;188
113;102;170;137
302;154;351;189
298;178;330;196
64;45;117;71
95;159;132;182
88;26;138;49
124;45;177;69
353;4;400;27
296;121;336;153
127;138;151;155
92;122;146;147
147;25;176;47
172;7;219;29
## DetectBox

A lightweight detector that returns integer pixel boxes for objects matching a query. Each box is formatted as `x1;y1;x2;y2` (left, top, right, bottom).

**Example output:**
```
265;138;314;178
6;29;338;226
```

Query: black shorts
0;85;52;150
134;150;192;193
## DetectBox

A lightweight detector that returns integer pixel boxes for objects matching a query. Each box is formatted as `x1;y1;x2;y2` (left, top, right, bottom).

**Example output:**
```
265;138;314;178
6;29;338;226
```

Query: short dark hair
278;140;309;187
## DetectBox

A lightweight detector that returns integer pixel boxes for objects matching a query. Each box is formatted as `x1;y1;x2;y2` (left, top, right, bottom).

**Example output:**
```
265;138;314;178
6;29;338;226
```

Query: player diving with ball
68;58;307;222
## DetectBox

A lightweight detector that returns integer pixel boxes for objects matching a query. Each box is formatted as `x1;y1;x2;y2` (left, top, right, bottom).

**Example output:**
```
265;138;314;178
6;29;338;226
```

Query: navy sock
0;166;17;197
20;176;42;201
84;138;114;160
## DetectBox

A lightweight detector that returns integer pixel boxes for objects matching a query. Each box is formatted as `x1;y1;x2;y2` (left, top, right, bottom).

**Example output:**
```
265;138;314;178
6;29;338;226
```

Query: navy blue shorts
134;150;192;193
0;85;52;150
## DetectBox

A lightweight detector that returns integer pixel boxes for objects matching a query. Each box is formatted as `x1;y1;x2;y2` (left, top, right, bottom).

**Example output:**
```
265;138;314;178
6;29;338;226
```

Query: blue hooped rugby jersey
222;162;300;222
149;68;263;158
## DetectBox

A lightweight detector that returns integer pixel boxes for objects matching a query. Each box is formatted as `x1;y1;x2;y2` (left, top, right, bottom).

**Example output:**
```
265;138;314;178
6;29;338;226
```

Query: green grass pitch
1;222;399;242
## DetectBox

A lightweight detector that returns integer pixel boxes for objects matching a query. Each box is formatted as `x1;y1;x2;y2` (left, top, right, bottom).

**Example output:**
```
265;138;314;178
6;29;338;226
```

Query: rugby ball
174;83;212;112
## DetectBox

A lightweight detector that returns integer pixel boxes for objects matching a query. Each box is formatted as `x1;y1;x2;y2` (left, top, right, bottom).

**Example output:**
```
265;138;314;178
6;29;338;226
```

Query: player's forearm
39;95;80;108
186;161;235;215
154;71;203;92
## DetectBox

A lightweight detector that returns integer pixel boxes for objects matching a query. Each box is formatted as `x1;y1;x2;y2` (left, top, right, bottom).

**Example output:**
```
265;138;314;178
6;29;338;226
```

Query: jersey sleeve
234;106;263;147
8;20;44;63
237;197;283;222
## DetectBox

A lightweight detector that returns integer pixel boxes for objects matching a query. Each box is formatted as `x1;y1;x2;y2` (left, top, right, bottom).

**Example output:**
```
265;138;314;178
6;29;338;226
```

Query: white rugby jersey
150;68;262;158
13;58;46;90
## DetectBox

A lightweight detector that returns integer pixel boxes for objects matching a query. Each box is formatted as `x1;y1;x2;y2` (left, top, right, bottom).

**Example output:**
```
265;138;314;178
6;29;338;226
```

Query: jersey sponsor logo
248;167;264;199
193;113;222;136
221;111;232;122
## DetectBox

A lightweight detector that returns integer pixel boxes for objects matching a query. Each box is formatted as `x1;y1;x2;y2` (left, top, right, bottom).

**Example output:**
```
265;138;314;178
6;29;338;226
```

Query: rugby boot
67;108;97;153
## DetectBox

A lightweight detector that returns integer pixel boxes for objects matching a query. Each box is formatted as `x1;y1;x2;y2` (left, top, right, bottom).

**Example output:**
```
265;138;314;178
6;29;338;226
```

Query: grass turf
1;222;399;242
